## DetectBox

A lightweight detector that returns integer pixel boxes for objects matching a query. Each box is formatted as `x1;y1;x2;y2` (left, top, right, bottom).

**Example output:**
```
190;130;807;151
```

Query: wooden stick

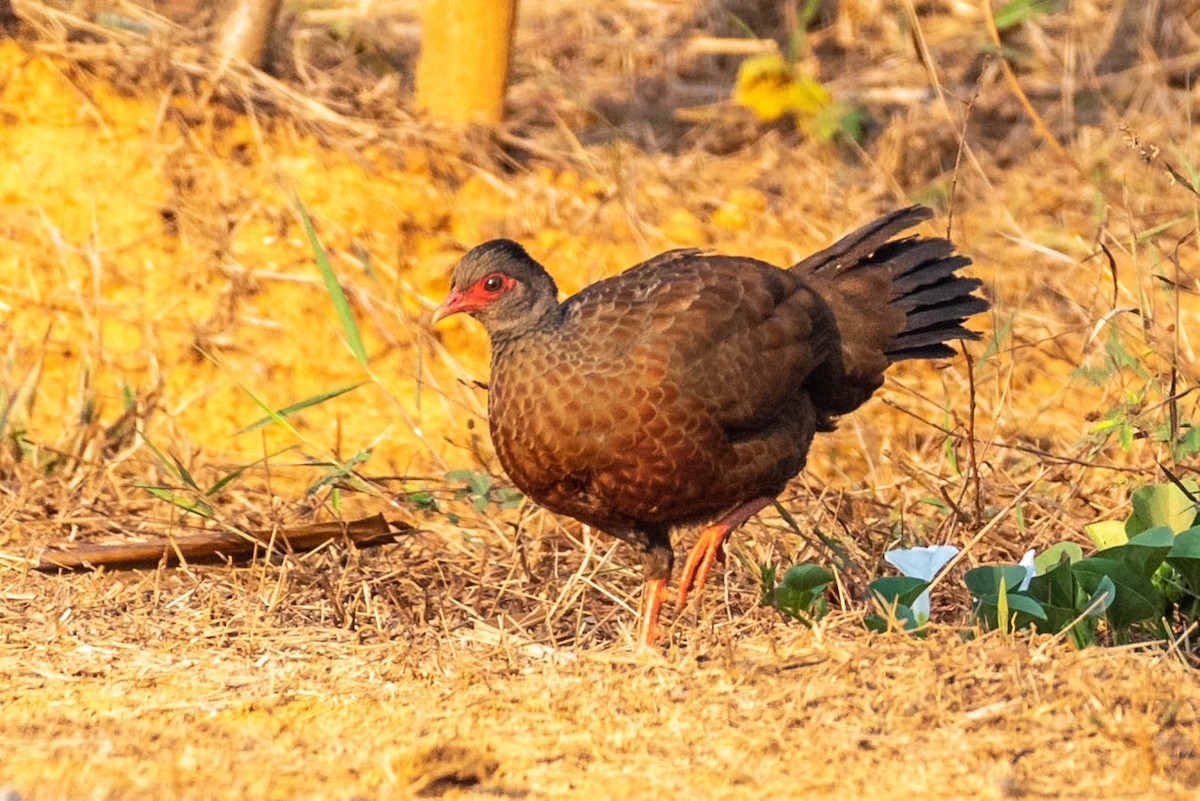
32;514;415;572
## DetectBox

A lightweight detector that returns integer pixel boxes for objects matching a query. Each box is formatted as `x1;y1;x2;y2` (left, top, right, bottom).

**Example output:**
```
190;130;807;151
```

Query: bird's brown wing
565;252;836;433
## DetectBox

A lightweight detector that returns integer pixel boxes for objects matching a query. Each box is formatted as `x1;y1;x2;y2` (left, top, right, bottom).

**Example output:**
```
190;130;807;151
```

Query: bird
431;206;989;647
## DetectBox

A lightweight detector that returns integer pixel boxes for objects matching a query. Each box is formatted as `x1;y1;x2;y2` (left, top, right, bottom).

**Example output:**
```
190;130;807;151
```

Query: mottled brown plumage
432;206;989;646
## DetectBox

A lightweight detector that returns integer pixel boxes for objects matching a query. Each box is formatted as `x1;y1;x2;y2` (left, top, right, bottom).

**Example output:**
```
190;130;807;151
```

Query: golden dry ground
3;0;1200;798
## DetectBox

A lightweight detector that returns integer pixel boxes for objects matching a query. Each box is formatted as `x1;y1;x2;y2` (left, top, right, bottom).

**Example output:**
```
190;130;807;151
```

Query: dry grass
2;0;1200;797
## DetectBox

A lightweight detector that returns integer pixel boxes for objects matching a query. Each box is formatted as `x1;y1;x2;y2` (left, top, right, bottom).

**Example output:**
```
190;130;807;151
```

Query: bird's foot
676;523;727;610
637;576;670;649
676;496;775;610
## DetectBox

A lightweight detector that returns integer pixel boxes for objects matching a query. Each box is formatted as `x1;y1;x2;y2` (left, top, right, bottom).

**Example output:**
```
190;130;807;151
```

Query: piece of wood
415;0;519;125
213;0;283;69
34;514;414;571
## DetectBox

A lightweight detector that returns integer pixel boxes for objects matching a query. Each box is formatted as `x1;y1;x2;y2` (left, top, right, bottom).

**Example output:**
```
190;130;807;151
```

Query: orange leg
637;576;670;649
677;496;775;610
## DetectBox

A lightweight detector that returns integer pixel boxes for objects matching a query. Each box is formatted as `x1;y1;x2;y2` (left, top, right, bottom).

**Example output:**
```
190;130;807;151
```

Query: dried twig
31;514;416;571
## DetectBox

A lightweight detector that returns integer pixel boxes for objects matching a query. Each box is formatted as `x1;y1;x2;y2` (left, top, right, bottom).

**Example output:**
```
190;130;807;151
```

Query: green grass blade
304;449;372;496
293;194;369;365
234;381;368;436
206;445;299;497
134;481;214;518
137;430;185;484
172;456;202;493
233;382;304;440
1134;215;1190;242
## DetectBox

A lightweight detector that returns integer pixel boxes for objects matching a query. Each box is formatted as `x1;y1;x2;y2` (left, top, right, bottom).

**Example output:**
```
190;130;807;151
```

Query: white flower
884;544;960;623
1018;548;1036;591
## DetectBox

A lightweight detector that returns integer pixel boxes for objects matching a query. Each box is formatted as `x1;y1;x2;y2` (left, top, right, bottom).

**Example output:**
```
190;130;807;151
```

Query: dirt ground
3;0;1200;798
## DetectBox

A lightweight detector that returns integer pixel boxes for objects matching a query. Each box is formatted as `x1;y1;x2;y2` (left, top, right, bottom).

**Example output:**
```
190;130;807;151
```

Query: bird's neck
483;286;564;345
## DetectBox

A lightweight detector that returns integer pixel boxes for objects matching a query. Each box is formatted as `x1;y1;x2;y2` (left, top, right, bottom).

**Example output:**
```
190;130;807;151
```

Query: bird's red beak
431;288;477;325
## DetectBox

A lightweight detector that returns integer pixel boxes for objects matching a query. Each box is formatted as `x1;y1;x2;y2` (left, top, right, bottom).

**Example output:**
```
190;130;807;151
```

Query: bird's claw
676;523;727;610
637;576;670;649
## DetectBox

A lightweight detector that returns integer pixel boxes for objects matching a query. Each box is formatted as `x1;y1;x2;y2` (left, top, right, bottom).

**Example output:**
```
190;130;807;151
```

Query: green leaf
1166;526;1200;592
1084;519;1128;549
1026;555;1077;610
1000;593;1048;620
996;574;1010;633
1176;426;1200;459
867;576;929;608
1126;481;1199;536
918;496;951;514
1024;553;1094;636
964;565;1029;598
407;491;438;512
234;382;368;436
758;563;777;602
1135;215;1192;242
1034;542;1083;575
470;473;493;497
496;488;524;510
1104;327;1148;379
1083;575;1116;617
294;195;369;366
232;382;304;441
993;0;1062;30
834;102;868;144
864;603;921;633
779;564;835;594
1072;557;1162;631
971;576;1047;631
769;563;834;625
1119;423;1134;451
866;576;929;633
1094;526;1175;578
1042;603;1089;635
303;450;372;496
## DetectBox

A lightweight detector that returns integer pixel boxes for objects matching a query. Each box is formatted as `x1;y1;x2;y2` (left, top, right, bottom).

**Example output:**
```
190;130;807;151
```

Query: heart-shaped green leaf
964;565;1029;598
1094;526;1175;578
867;576;930;608
1126;481;1199;536
1072;558;1161;631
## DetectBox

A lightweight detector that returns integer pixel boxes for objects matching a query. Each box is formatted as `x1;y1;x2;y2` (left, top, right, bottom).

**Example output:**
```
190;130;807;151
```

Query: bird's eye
482;275;504;293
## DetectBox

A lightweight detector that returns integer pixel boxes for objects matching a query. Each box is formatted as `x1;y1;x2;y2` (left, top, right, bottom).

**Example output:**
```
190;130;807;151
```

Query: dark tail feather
795;206;989;421
795;205;989;363
880;237;989;362
792;206;935;273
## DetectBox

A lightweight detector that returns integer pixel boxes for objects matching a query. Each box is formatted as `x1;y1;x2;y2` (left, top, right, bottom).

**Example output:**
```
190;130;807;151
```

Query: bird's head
432;239;560;340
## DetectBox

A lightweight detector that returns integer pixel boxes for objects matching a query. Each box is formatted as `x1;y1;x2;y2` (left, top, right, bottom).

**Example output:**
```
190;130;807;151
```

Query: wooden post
416;0;519;125
213;0;284;68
